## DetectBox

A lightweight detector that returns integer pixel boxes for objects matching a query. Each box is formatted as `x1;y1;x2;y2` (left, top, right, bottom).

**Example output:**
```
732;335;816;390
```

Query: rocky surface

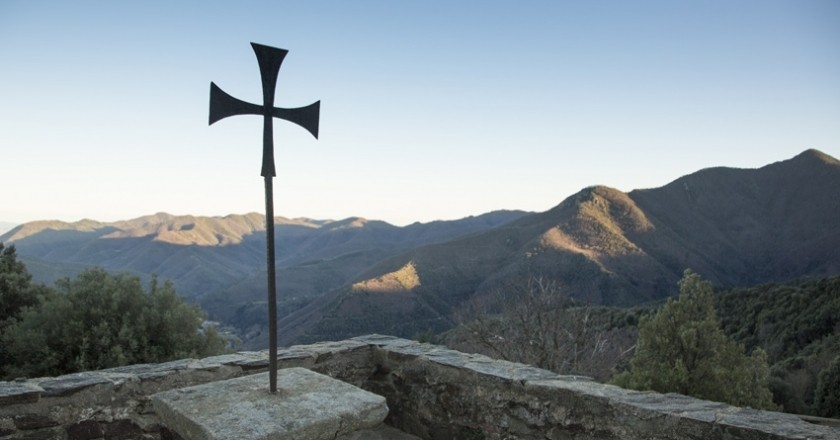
152;369;387;440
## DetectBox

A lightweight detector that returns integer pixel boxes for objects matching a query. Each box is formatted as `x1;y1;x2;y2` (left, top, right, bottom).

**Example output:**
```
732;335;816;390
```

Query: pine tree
612;270;776;409
0;243;45;325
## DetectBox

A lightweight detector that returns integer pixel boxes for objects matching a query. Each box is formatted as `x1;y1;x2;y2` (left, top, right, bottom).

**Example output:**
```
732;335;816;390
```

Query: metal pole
264;176;278;393
210;43;318;393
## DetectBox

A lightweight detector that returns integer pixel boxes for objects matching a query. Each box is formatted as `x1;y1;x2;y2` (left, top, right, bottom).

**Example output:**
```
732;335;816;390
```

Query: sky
1;1;839;227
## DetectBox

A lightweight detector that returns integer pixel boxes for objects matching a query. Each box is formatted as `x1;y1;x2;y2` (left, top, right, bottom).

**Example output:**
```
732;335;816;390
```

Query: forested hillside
716;276;840;416
282;150;840;345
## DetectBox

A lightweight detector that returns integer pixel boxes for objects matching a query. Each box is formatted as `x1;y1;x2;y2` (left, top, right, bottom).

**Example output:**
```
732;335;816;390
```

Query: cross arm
209;83;320;139
208;82;263;125
273;101;320;139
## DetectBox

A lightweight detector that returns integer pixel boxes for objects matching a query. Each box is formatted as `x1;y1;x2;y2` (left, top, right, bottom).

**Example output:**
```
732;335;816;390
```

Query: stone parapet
0;335;837;440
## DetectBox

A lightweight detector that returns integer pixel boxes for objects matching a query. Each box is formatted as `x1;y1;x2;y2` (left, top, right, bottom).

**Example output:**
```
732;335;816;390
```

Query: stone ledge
37;371;117;397
0;339;371;409
0;335;838;440
0;382;42;405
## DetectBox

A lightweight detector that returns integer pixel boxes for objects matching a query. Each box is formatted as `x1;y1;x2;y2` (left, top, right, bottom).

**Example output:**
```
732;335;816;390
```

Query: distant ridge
278;149;840;345
5;150;839;348
1;210;529;333
0;213;322;246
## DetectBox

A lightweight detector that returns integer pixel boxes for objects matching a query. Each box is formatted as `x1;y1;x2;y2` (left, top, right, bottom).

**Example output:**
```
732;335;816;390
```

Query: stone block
13;414;58;430
0;382;42;405
0;418;13;437
152;368;388;440
38;373;111;397
160;426;185;440
17;427;64;440
66;420;103;440
105;419;144;440
102;359;194;380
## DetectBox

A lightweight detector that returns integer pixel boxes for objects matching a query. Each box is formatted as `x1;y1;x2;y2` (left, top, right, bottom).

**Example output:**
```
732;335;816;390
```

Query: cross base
151;368;388;440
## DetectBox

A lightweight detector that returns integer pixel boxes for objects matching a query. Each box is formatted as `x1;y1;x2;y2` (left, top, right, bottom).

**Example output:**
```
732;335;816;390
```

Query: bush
1;268;226;379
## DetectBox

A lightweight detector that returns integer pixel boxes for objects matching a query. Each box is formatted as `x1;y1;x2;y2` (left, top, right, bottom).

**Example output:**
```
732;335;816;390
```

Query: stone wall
1;335;837;440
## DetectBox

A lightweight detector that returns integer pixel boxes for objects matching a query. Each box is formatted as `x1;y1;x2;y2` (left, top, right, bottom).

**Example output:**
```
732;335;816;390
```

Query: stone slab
0;382;42;405
151;368;388;440
38;372;112;397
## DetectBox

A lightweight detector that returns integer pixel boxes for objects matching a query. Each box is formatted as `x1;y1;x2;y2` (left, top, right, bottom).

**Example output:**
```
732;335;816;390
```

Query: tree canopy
0;253;226;379
814;355;840;418
0;243;46;326
715;276;840;414
612;270;776;410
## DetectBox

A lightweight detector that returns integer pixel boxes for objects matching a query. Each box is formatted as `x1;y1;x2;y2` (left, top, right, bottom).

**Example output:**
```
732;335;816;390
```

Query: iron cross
209;42;320;393
209;43;320;176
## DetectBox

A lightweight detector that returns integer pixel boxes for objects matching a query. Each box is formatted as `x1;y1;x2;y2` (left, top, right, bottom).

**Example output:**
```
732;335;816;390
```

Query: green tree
814;355;840;418
613;270;776;410
1;268;226;379
0;243;47;325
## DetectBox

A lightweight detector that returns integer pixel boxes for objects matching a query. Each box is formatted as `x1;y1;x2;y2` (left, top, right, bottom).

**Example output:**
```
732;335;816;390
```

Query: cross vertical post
209;42;320;393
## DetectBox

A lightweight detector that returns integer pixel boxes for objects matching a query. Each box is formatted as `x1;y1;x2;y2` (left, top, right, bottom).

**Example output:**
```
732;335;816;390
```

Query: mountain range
3;149;839;348
0;209;527;344
274;149;840;345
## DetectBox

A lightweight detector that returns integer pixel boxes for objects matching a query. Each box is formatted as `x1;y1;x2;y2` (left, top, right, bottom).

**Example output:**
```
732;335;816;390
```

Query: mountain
628;149;840;285
0;210;528;329
5;150;839;349
278;149;840;345
1;213;271;295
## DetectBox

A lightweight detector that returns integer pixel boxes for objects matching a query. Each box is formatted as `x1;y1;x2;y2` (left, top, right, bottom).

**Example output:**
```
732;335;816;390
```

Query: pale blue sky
1;1;838;226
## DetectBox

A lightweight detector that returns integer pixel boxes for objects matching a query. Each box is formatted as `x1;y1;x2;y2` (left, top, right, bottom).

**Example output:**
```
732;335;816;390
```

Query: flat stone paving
152;368;388;440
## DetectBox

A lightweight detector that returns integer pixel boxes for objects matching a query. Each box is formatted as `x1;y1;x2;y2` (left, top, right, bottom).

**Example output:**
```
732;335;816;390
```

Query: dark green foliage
814;355;840;418
767;376;808;415
0;243;47;326
612;270;776;410
1;267;226;379
715;276;840;414
717;277;840;362
0;243;52;374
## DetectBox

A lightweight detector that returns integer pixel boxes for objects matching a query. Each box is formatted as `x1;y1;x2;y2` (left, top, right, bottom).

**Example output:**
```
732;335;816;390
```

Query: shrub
1;268;226;379
612;270;776;410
